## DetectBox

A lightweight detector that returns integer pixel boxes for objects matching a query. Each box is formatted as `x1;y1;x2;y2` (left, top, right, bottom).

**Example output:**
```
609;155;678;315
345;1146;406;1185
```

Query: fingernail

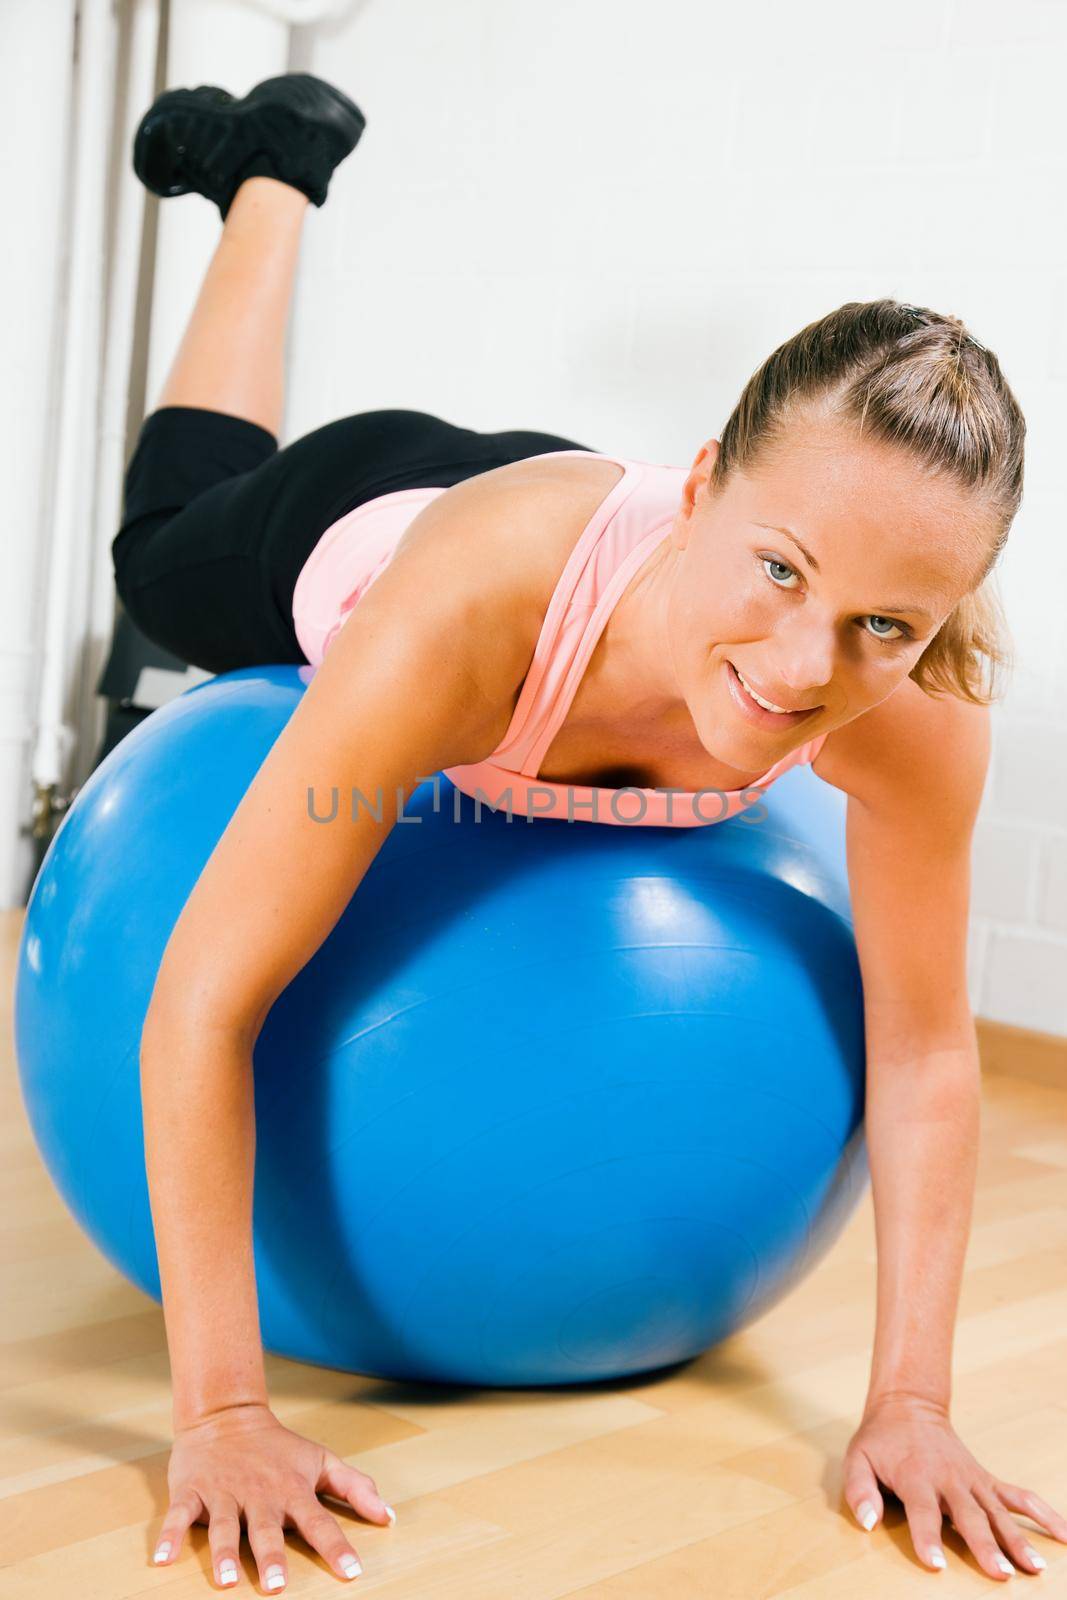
265;1566;286;1591
995;1555;1015;1575
929;1547;947;1569
153;1542;171;1563
384;1502;397;1525
856;1500;877;1531
339;1554;363;1578
1024;1544;1047;1571
219;1560;238;1586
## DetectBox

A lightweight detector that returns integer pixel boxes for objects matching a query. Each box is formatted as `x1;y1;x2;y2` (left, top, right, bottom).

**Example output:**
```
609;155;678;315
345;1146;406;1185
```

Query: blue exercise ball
15;665;868;1386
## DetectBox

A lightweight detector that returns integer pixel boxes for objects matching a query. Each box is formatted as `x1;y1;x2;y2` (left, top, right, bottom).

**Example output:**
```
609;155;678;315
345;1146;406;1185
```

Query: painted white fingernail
340;1554;363;1578
996;1555;1015;1575
219;1560;238;1586
265;1566;286;1591
153;1542;171;1563
856;1501;877;1531
384;1503;397;1525
1024;1544;1047;1571
929;1547;947;1569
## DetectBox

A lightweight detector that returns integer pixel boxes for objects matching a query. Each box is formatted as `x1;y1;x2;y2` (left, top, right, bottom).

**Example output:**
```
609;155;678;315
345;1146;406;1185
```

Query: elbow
143;971;269;1052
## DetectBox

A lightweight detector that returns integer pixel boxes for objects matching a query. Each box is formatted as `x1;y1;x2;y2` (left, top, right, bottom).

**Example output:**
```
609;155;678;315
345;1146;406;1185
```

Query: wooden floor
2;903;1065;1598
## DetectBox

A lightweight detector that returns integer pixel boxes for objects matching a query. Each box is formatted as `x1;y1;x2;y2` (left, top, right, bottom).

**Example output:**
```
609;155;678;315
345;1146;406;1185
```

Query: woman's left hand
843;1393;1067;1579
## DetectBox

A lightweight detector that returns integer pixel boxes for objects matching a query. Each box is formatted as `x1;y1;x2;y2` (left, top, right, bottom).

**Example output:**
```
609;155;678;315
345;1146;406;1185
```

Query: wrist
173;1394;271;1433
863;1387;950;1423
865;1352;952;1419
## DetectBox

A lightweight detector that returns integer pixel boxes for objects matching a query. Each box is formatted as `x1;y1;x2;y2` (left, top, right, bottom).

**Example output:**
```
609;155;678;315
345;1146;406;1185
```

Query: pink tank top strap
486;451;655;773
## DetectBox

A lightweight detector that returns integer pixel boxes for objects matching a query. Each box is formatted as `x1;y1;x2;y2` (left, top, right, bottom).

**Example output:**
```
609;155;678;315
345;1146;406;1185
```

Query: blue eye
864;614;905;641
761;557;798;588
758;555;909;643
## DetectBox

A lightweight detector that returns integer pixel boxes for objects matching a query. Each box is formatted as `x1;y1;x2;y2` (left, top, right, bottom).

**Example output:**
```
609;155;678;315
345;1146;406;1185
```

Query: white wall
285;0;1067;1038
0;0;77;909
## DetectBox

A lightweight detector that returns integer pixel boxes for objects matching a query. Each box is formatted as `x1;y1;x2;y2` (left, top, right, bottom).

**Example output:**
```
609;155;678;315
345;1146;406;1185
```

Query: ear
674;438;721;548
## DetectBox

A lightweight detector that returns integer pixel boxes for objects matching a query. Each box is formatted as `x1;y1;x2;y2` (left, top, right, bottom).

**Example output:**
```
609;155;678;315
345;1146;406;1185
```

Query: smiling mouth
725;660;821;725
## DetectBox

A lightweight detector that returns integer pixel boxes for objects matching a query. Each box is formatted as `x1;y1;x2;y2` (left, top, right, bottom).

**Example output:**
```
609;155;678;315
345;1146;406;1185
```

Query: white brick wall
286;0;1067;1037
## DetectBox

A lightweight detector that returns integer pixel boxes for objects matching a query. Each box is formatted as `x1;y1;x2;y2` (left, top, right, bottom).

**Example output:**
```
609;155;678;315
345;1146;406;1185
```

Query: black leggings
112;405;595;674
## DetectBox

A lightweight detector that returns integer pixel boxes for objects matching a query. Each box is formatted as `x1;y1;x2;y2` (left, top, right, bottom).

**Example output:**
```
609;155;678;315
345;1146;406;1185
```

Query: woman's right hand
151;1402;396;1589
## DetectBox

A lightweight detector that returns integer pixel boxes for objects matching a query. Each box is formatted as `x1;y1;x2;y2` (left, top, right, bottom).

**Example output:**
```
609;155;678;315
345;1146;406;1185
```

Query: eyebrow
753;522;937;622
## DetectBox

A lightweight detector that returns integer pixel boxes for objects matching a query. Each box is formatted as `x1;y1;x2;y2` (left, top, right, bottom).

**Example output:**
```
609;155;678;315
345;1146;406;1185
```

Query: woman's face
665;413;991;768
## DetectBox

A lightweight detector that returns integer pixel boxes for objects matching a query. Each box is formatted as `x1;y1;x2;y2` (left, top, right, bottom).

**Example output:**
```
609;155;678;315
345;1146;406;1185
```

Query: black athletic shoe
132;71;366;220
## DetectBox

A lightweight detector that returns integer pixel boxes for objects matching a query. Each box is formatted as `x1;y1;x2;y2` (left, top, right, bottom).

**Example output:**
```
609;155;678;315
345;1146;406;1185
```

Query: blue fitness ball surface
16;665;868;1386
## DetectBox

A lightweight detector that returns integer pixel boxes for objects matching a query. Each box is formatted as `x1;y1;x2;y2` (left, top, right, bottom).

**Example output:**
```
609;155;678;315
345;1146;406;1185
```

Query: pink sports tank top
292;450;828;826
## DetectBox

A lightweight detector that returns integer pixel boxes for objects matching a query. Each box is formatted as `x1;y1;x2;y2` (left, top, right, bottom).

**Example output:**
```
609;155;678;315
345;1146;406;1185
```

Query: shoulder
341;453;627;757
435;450;625;551
811;673;991;835
428;450;626;593
395;451;626;652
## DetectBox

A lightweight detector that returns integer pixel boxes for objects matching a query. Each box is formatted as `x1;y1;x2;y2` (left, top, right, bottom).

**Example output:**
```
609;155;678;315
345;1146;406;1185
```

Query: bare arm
815;679;990;1412
811;684;1067;1578
844;719;987;1410
140;480;538;1430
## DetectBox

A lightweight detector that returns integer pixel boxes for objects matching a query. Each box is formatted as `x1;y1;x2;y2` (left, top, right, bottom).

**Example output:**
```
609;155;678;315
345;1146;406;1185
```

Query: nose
769;615;836;704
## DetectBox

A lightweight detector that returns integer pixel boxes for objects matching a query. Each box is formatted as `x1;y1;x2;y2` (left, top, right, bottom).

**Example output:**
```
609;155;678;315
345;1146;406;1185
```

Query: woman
121;74;1066;1591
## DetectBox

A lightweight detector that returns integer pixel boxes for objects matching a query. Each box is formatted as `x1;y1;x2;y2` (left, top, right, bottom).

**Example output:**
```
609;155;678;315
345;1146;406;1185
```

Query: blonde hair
709;298;1024;704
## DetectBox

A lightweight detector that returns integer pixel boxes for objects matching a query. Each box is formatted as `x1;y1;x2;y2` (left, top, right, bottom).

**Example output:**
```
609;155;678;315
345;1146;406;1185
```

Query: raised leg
155;176;309;438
